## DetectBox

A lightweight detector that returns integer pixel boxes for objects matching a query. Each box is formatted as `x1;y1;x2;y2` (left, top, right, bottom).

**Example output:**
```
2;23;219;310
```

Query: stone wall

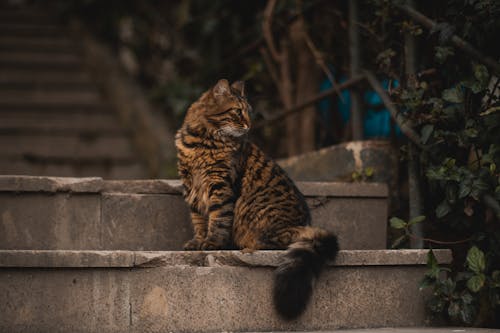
0;176;389;250
0;249;452;333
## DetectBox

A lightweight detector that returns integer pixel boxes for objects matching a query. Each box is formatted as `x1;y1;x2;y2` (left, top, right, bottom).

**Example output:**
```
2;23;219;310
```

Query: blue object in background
318;76;401;138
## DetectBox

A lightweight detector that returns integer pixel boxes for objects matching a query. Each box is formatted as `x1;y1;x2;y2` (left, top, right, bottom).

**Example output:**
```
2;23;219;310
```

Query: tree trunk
287;18;319;156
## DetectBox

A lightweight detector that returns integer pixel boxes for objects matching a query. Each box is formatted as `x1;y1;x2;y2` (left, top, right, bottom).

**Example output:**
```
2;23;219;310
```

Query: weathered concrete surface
279;140;398;184
102;179;182;194
0;193;101;250
307;196;387;249
0;175;103;192
0;176;388;250
0;249;452;333
0;249;453;268
101;193;191;250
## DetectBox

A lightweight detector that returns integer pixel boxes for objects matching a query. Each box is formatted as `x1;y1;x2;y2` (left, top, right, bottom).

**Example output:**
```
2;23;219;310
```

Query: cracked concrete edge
0;175;387;197
0;249;452;268
101;179;183;194
0;175;104;193
298;181;388;197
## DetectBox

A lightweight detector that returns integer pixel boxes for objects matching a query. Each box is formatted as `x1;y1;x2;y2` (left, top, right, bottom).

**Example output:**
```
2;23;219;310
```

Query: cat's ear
231;81;245;96
212;79;231;98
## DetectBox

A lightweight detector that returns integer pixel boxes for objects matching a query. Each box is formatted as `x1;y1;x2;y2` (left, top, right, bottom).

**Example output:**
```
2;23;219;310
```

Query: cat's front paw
183;238;203;250
200;239;223;251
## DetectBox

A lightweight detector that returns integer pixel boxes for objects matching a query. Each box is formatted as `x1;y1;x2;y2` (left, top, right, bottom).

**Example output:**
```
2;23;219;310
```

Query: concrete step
0;23;62;37
0;36;77;52
0;249;452;333
0;110;122;132
0;134;135;160
0;103;111;114
0;69;94;89
0;160;147;180
0;51;82;69
0;9;53;25
0;176;388;251
0;90;102;106
0;68;90;83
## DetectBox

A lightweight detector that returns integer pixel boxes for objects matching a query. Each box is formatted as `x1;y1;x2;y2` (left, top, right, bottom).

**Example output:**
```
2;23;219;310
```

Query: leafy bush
377;0;500;326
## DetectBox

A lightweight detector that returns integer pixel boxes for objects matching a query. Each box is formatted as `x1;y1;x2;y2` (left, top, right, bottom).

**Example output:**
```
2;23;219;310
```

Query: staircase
0;4;148;179
0;174;460;333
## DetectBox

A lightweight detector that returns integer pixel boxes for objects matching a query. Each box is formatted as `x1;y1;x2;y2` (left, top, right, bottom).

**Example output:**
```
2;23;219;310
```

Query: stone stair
0;5;148;179
0;175;459;332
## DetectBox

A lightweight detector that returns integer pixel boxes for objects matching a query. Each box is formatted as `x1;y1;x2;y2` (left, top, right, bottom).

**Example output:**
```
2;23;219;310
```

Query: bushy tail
273;227;339;320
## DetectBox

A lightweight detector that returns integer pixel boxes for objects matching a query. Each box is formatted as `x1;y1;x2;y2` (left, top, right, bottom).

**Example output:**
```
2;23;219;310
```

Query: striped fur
175;79;339;319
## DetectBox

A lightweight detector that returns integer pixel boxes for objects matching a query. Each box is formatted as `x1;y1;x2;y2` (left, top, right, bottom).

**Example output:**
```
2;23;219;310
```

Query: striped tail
273;227;339;320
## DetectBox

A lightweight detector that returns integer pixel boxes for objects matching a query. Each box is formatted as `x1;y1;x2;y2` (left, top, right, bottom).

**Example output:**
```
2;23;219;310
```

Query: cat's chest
180;147;238;215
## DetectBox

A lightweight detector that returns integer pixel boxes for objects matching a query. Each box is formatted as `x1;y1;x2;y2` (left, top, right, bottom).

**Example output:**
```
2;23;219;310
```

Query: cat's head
188;79;252;138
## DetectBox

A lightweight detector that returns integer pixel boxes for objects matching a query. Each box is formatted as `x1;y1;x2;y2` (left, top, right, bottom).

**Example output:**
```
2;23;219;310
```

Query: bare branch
483;194;500;220
262;0;282;62
364;70;423;148
302;32;344;102
254;74;365;129
259;47;284;103
395;3;500;77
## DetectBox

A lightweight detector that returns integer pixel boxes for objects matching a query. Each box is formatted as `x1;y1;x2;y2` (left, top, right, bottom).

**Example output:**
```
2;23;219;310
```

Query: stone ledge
102;179;182;194
0;176;389;250
0;249;452;268
298;181;388;197
0;175;388;198
0;175;103;193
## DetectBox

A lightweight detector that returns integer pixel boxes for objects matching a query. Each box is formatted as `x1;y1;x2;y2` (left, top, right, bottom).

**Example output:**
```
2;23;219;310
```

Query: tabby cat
175;79;339;319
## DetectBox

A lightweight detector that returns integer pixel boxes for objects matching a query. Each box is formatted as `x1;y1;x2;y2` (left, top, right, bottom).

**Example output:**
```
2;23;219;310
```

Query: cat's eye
234;108;243;116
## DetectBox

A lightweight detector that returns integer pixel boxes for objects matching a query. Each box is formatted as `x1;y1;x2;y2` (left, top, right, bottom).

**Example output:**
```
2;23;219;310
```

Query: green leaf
444;158;456;168
436;200;451;218
446;183;458;204
458;180;472;198
441;278;456;296
491;271;500;288
391;234;407;249
466;274;485;292
408;215;426;226
466;246;485;274
428;296;446;313
464;127;478;138
460;303;476;324
448;300;461;318
421;124;434;144
427;249;439;275
461;292;474;305
364;167;374;177
390;217;407;229
480;106;500;116
434;46;454;64
473;63;489;85
442;87;464;103
419;275;434;291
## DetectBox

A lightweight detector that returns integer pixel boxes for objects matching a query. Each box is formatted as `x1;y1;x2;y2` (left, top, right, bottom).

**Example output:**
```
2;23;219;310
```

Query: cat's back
236;141;310;222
